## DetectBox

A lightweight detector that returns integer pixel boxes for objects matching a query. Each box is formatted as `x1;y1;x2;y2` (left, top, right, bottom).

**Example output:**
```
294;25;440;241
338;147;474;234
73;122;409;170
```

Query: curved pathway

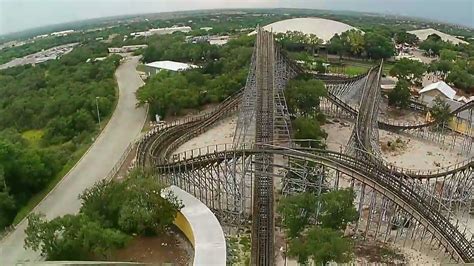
0;56;147;264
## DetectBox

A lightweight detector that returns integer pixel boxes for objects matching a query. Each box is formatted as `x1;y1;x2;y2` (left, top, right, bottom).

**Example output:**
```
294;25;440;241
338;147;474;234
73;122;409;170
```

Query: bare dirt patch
354;239;406;264
110;227;193;264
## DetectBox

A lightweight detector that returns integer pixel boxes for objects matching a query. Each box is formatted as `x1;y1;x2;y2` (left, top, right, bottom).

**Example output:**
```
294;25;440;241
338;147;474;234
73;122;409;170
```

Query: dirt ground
173;115;237;155
110;227;193;265
379;98;426;124
322;118;468;170
354;239;439;265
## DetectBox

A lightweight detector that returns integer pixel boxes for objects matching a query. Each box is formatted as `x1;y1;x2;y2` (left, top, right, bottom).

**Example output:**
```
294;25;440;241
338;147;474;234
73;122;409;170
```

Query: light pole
95;97;101;129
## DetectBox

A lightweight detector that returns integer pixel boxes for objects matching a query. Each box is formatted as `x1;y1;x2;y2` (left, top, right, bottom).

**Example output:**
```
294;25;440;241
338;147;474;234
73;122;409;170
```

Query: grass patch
21;129;44;147
345;65;369;76
136;63;146;72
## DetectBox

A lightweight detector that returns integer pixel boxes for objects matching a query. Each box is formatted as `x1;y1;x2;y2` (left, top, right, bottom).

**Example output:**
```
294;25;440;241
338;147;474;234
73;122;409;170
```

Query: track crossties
251;27;276;266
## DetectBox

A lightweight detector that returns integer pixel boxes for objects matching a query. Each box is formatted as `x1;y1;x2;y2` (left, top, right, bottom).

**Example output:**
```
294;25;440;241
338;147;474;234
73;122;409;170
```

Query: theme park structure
135;28;474;264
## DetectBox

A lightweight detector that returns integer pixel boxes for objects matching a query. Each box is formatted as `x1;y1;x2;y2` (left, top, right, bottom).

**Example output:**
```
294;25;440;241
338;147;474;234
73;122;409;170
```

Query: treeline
327;29;395;60
0;42;121;230
137;34;255;117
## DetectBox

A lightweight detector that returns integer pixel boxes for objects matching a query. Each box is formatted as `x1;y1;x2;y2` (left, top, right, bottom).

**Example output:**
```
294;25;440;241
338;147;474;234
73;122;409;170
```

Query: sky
0;0;473;35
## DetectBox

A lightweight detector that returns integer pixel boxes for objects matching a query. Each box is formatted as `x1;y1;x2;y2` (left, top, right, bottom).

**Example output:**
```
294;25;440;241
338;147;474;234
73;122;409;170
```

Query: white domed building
250;17;360;44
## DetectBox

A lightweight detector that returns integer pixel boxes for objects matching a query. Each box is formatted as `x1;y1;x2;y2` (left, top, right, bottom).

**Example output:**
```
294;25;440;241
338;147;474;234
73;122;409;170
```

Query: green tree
327;34;347;59
394;32;419;45
80;170;183;235
293;117;328;148
0;166;16;229
306;34;324;54
364;32;395;59
319;189;359;230
286;79;327;116
430;96;452;124
279;189;358;265
278;192;318;238
429;60;453;79
24;213;129;260
388;79;411;108
439;49;458;61
288;227;353;265
389;58;427;85
419;34;452;56
344;30;365;56
446;65;474;92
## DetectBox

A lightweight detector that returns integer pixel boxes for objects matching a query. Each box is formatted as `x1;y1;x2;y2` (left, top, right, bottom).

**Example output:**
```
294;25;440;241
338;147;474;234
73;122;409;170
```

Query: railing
151;142;474;262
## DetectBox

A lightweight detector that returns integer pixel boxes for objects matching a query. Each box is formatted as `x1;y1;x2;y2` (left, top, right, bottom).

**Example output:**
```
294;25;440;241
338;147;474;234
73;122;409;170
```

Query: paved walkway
0;56;147;265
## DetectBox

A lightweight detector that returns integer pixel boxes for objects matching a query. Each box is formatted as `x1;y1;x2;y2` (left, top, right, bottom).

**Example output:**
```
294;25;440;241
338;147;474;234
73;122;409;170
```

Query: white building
408;28;468;45
131;26;191;38
144;60;198;76
455;96;474;104
108;45;148;53
250;17;360;44
50;30;75;37
209;36;230;46
419;81;456;103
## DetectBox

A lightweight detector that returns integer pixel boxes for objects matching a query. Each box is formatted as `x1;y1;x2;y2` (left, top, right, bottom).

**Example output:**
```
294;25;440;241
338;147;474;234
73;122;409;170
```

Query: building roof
145;60;198;71
408;28;468;45
419;81;456;100
249;17;359;43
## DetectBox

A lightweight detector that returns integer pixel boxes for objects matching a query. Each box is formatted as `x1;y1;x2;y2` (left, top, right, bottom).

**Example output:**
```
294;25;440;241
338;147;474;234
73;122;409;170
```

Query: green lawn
21;129;44;147
328;60;394;76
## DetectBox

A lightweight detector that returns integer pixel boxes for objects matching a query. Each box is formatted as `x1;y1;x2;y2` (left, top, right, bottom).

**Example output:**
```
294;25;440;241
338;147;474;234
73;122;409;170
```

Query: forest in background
0;42;121;230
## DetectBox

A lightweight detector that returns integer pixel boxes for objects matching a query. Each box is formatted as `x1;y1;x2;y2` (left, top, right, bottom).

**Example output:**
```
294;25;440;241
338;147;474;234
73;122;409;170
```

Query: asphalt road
0;56;147;264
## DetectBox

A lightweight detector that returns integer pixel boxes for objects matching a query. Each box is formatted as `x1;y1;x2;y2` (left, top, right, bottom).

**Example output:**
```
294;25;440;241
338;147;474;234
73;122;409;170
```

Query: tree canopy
0;43;120;230
388;79;411;108
25;170;182;260
389;58;427;85
285;78;327;116
278;189;358;265
327;29;394;59
394;32;419;45
364;32;395;59
419;34;454;56
430;96;452;124
137;35;254;118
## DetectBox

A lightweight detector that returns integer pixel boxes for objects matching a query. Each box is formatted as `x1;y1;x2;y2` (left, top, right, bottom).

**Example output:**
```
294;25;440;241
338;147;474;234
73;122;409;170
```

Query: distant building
186;35;209;44
108;45;148;53
186;35;230;45
144;60;198;76
456;96;474;104
200;27;213;31
419;81;472;136
33;34;49;39
209;36;230;46
249;17;360;44
50;30;75;37
131;26;191;38
408;28;468;45
395;54;423;62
